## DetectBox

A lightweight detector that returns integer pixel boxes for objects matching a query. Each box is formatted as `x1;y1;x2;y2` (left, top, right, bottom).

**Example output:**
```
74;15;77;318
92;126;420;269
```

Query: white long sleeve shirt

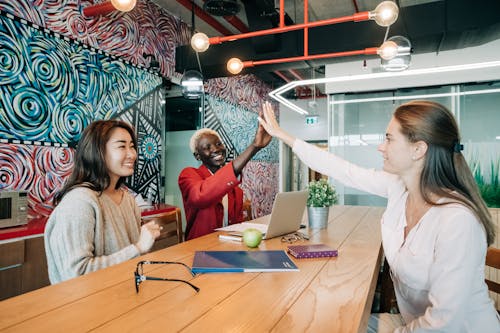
293;139;500;332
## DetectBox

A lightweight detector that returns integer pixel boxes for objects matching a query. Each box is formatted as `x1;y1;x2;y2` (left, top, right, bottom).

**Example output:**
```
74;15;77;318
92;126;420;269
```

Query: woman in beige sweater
44;120;161;284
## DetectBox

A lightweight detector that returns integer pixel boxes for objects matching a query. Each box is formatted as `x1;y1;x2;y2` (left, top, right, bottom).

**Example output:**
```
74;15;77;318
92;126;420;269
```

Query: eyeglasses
281;232;309;244
134;260;200;293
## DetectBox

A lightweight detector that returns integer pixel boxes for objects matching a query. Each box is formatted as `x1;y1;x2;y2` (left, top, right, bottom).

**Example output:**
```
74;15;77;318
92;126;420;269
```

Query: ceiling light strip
269;60;500;114
330;87;500;105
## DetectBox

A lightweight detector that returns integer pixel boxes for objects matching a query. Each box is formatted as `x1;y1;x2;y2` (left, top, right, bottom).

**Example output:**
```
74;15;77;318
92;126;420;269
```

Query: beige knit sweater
44;187;141;284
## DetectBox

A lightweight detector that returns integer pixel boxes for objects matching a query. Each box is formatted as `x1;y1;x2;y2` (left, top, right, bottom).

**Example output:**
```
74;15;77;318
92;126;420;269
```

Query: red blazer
178;162;244;240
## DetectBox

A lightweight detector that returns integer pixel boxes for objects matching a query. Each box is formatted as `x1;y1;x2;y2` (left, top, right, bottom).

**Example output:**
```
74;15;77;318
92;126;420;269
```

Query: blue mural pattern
0;12;161;144
206;95;278;163
117;88;164;204
0;11;163;218
204;94;279;216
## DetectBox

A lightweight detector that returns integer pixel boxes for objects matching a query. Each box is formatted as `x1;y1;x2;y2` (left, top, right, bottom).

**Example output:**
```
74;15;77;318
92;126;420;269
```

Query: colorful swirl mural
0;0;191;79
117;88;164;204
0;0;279;222
0;143;74;218
205;74;277;112
206;95;278;163
240;161;279;217
0;9;163;218
0;13;162;143
204;94;279;216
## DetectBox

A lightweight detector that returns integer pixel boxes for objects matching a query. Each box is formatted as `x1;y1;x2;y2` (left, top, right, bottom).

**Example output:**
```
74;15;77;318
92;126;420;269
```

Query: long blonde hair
394;100;495;245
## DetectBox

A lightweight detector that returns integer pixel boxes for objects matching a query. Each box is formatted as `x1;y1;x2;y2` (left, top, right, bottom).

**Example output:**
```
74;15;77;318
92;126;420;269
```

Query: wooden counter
0;205;384;333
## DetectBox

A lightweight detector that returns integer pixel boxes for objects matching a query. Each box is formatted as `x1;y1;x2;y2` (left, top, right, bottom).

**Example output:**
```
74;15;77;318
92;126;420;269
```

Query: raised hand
257;101;296;147
252;114;272;149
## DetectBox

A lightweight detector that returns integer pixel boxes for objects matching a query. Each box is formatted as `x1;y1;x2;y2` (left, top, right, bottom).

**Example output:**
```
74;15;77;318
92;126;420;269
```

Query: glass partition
328;81;500;207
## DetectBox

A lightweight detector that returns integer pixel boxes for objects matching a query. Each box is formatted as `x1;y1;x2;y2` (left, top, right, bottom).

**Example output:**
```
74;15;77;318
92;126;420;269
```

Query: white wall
164;130;199;229
279;97;328;141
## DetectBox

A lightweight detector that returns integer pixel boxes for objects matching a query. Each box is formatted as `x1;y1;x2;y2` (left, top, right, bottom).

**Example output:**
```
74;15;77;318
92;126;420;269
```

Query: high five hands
253;108;273;149
258;101;296;147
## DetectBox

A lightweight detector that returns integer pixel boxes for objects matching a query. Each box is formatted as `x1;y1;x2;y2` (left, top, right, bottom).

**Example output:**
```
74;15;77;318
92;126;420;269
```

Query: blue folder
191;250;299;274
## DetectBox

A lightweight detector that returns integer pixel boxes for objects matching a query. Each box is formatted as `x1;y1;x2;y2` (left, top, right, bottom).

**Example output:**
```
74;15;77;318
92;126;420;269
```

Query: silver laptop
217;190;308;239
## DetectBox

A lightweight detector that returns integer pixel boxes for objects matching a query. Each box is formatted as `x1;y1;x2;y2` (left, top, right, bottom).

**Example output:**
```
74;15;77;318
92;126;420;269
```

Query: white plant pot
307;206;330;229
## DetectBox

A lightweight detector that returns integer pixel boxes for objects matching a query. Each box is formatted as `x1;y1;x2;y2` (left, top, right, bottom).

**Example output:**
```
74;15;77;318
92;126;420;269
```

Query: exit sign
306;116;318;125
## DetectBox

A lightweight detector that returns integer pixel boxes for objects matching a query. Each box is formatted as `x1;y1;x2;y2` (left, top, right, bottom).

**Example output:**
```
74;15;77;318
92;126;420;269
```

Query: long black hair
53;120;137;205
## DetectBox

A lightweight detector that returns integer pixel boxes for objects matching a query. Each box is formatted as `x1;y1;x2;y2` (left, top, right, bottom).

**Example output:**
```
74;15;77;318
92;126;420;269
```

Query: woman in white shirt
258;100;499;332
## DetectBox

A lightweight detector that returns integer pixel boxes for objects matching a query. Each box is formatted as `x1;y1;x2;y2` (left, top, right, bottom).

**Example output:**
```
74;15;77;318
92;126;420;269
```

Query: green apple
242;228;263;248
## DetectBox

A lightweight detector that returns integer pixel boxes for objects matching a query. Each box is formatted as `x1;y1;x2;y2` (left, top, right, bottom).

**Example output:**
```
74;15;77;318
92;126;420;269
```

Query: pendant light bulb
370;1;399;27
378;40;398;60
110;0;136;12
191;32;210;53
227;57;244;75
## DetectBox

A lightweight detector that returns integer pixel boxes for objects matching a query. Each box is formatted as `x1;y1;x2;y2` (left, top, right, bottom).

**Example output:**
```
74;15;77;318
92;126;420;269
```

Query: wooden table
0;205;384;333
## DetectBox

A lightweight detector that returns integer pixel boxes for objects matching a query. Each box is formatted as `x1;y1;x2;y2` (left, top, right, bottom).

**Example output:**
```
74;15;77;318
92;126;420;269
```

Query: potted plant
307;178;338;229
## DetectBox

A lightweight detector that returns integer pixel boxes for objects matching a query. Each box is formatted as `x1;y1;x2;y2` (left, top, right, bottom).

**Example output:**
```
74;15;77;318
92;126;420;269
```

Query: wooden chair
142;208;183;251
242;199;253;221
485;247;500;314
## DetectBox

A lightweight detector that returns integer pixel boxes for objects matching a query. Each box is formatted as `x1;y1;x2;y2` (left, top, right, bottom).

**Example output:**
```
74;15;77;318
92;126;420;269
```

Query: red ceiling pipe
176;0;233;35
304;0;308;56
83;1;116;17
242;47;378;68
273;70;291;82
274;70;312;96
285;69;312;95
223;15;249;33
279;0;285;28
209;11;370;44
198;0;249;33
288;69;304;80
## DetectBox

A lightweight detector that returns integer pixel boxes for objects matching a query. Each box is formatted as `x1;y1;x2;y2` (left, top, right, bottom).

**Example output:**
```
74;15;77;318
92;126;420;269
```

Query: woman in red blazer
178;123;271;240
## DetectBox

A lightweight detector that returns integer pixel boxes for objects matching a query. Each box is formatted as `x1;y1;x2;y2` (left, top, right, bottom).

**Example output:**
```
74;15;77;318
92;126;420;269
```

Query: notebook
287;244;338;259
191;250;299;273
216;190;308;239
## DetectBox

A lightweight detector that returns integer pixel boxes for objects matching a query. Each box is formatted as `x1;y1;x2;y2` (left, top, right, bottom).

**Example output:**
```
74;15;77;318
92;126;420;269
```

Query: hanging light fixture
381;36;412;71
224;39;405;75
181;70;204;99
369;1;399;27
189;1;402;75
191;1;398;52
83;0;137;17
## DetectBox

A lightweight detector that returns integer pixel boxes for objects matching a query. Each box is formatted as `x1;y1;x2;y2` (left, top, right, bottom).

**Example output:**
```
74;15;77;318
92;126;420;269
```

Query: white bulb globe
111;0;136;12
227;58;244;75
371;1;399;27
191;33;210;53
378;40;398;60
